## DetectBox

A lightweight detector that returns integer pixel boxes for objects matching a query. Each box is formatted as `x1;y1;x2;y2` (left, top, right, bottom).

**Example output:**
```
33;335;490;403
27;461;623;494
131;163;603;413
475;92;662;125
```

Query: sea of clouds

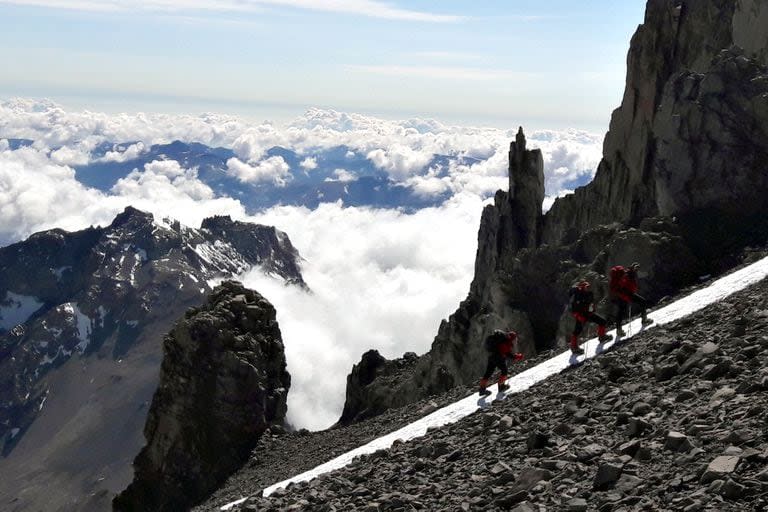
0;98;603;428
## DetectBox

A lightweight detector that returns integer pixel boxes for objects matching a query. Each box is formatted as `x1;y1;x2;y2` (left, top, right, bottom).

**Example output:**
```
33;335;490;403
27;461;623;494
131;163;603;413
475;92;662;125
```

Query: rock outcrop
542;0;768;248
114;281;290;512
339;0;768;424
0;207;304;512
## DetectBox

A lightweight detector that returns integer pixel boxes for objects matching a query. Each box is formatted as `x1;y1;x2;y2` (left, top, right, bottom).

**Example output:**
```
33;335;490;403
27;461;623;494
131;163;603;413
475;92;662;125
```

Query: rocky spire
508;126;545;249
114;281;291;512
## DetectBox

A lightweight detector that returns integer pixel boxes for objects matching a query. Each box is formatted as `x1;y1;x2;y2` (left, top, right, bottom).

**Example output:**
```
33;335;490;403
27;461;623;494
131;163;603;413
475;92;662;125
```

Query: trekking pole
628;304;633;337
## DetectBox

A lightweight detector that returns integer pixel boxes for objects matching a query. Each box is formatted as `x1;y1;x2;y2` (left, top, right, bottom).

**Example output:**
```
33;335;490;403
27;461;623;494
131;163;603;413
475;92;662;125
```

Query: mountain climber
609;262;653;336
568;280;612;355
479;329;523;397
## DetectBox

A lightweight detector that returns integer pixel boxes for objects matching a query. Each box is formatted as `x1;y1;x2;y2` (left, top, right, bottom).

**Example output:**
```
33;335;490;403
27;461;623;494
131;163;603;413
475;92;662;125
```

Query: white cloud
97;142;147;163
226;156;291;186
328;168;355;182
0;145;246;245
366;145;433;181
50;145;90;166
0;101;607;429
0;0;463;22
299;156;318;170
241;193;485;429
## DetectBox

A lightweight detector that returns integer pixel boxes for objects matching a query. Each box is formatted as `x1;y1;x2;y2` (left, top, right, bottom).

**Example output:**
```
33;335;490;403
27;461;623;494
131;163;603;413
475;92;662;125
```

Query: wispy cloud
348;64;537;82
1;0;464;22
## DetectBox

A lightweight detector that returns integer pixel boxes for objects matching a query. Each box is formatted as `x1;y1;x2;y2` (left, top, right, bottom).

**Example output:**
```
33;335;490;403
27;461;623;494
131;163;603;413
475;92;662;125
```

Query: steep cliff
114;281;290;512
339;0;768;423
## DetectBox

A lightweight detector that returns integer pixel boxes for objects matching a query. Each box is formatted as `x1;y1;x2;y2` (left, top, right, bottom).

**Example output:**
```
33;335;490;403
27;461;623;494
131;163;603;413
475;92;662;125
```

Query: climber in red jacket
609;262;653;336
479;330;523;397
569;280;612;355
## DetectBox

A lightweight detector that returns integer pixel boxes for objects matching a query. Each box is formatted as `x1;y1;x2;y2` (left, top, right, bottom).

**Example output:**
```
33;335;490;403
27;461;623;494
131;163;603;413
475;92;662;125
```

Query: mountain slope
210;252;768;511
0;207;305;512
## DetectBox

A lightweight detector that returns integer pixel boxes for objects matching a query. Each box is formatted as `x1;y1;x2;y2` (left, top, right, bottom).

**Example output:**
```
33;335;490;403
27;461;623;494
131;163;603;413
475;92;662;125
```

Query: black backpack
484;330;507;352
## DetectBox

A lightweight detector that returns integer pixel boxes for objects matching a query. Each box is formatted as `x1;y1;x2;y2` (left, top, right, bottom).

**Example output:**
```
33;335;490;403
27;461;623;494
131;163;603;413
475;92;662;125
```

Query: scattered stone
627;417;650;437
567;497;589;511
594;463;624;490
700;456;740;484
665;432;694;453
526;431;549;451
721;478;746;499
631;402;652;416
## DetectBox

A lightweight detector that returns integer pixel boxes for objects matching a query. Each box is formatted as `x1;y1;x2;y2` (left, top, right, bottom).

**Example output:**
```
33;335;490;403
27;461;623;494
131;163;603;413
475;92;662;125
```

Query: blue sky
0;0;646;130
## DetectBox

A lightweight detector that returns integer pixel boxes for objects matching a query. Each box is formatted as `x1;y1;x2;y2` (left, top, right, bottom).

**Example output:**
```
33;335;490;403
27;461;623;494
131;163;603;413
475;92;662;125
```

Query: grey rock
114;282;290;511
665;432;694;453
594;462;624;490
721;478;746;499
700;456;741;484
567;497;589;511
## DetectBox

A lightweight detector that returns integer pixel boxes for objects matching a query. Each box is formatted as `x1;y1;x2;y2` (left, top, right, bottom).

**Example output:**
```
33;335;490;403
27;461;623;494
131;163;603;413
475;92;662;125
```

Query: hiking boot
641;317;654;326
598;334;613;342
498;383;510;392
479;388;492;397
571;346;585;356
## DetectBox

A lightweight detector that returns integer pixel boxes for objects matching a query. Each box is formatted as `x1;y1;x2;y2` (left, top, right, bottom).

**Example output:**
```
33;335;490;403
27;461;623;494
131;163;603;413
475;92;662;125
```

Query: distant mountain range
72;140;479;211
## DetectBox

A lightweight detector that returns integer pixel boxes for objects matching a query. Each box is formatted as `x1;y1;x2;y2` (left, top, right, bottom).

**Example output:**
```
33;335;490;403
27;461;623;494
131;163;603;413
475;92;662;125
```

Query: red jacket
611;271;638;302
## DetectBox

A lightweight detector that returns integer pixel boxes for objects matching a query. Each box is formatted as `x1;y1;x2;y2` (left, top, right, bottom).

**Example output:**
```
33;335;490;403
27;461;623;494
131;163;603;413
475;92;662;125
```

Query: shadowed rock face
114;281;290;512
339;0;768;424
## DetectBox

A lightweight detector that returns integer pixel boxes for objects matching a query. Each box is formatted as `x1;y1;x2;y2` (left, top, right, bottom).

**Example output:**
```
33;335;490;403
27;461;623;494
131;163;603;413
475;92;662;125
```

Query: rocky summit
211;263;768;512
338;0;768;424
0;207;304;511
114;281;290;512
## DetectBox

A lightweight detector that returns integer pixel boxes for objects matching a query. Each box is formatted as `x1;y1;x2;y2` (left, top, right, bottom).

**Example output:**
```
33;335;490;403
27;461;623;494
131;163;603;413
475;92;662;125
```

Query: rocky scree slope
0;207;304;511
339;0;768;424
114;281;290;512
216;270;768;512
198;347;565;510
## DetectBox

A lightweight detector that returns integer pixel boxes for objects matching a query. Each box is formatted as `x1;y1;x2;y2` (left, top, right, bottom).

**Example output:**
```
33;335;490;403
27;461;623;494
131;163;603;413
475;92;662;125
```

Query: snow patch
238;254;768;501
0;292;44;330
61;302;93;353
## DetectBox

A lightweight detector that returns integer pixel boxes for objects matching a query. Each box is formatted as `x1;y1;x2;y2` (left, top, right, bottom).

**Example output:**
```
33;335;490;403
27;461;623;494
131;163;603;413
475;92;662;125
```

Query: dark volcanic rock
114;281;290;512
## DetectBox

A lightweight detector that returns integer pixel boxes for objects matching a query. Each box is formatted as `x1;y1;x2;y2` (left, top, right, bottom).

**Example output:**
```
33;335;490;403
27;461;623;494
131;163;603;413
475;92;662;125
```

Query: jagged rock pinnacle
508;125;544;249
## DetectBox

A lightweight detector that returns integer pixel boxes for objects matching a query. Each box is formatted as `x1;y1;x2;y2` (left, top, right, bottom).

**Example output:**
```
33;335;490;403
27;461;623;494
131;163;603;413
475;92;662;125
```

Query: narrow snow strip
219;254;768;509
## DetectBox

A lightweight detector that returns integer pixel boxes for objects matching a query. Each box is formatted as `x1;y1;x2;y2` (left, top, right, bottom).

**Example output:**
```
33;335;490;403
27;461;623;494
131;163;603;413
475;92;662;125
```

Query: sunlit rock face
114;281;290;512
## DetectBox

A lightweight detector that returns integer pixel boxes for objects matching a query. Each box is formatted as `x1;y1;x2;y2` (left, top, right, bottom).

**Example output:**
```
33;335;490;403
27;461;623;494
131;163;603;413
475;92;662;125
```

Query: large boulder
113;281;290;512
